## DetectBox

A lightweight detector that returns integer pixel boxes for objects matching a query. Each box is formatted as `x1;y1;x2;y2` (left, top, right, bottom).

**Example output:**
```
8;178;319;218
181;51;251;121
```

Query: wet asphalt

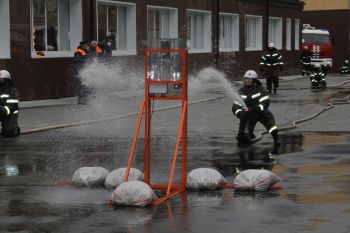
1;74;350;233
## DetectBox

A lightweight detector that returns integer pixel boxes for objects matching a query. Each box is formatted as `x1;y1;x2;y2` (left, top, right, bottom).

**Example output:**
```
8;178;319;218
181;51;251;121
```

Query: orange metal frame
124;49;188;206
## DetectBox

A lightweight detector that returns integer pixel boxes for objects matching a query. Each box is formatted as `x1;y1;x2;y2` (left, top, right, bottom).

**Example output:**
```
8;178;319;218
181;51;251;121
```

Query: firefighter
74;40;89;65
340;60;350;74
89;40;103;58
74;40;90;105
310;63;327;89
99;36;113;58
232;70;281;154
260;43;283;93
300;46;312;76
0;70;20;137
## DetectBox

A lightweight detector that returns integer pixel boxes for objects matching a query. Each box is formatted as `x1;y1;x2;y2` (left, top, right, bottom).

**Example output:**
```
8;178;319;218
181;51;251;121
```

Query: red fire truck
302;24;333;69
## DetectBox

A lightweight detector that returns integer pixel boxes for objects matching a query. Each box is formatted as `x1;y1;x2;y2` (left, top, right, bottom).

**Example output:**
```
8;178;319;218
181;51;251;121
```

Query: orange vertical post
122;48;188;206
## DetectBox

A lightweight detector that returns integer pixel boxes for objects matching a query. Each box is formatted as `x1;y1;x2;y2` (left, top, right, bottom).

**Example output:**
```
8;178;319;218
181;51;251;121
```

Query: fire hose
16;78;350;136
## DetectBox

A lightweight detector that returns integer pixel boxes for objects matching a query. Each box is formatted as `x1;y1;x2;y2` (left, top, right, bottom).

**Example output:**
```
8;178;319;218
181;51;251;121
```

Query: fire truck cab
302;24;333;68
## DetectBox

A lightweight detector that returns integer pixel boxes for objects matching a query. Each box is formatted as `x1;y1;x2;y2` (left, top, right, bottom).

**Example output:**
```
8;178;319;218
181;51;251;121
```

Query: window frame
245;14;263;51
294;19;300;50
186;9;212;54
0;0;10;59
268;16;283;50
286;18;291;51
96;0;137;56
219;12;239;52
30;0;83;59
147;5;178;40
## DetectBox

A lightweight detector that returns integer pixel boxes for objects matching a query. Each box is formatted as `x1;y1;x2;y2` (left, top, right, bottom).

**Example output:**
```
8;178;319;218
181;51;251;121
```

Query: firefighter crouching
340;60;350;74
310;63;327;89
0;70;20;137
232;70;281;154
260;43;283;93
300;46;312;76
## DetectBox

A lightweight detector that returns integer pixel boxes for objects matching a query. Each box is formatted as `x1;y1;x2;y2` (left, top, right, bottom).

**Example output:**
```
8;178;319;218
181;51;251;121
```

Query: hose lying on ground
20;96;228;134
252;94;350;142
16;77;350;135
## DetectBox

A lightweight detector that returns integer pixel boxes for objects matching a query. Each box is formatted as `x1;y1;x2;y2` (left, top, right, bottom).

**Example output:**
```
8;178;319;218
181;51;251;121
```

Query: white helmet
244;70;258;79
345;60;349;64
268;42;275;48
0;70;11;80
314;63;321;68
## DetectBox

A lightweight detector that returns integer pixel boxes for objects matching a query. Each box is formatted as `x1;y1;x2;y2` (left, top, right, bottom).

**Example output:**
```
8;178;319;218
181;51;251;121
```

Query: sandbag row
72;167;143;188
71;167;281;207
186;168;281;191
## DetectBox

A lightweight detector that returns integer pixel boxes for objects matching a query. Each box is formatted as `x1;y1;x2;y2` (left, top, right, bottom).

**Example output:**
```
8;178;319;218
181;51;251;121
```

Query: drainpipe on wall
89;0;95;41
215;0;220;68
266;0;270;50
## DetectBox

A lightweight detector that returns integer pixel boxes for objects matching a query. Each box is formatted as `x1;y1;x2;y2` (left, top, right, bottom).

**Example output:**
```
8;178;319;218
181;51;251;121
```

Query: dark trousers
266;74;279;91
237;110;277;138
75;78;90;104
1;114;20;137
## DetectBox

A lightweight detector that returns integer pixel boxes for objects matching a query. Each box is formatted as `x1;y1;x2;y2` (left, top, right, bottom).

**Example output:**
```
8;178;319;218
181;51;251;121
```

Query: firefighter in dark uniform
300;46;312;76
74;40;90;104
340;60;350;74
310;63;327;89
260;43;283;93
232;70;280;154
0;70;20;137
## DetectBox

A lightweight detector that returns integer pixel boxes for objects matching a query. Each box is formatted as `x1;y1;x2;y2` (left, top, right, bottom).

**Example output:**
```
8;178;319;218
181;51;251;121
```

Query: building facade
0;0;304;101
302;0;350;71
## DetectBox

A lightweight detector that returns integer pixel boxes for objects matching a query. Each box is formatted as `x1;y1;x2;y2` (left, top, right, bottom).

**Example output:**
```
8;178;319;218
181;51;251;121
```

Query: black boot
271;131;281;154
236;133;252;145
249;133;256;139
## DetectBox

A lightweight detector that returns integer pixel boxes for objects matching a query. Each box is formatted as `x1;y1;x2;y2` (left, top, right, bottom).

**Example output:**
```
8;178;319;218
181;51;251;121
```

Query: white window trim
286;18;291;51
97;1;137;56
219;12;239;52
294;19;300;50
30;0;83;59
268;16;283;50
187;9;212;54
245;14;263;51
0;0;10;59
147;5;178;40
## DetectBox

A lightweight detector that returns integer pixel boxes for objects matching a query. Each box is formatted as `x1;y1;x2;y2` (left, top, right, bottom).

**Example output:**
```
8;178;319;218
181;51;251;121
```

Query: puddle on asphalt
1;132;350;232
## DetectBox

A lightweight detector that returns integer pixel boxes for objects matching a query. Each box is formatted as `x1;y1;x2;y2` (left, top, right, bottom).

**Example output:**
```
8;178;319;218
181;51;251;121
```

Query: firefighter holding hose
232;70;281;154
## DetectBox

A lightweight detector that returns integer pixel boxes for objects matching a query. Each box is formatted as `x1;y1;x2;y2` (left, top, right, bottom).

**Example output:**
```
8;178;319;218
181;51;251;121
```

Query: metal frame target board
124;49;188;206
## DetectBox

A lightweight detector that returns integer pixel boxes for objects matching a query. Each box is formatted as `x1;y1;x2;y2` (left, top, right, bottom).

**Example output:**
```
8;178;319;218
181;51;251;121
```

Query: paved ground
1;73;350;233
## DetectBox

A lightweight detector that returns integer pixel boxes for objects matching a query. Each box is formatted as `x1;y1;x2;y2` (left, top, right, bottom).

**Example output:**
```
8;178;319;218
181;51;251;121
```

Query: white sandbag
233;169;281;191
186;168;227;191
72;167;109;188
105;168;143;189
111;180;157;207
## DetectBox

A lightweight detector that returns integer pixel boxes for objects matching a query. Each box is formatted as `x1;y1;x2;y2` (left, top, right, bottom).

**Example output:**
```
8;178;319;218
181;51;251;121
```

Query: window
187;10;211;53
268;17;282;49
30;0;83;58
286;18;291;50
148;6;178;39
0;0;10;59
245;15;262;51
97;1;136;55
302;33;330;44
295;19;300;50
219;13;239;52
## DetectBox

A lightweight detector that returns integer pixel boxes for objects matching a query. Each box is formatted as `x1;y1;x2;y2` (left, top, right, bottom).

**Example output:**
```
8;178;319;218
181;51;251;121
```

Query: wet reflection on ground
0;132;350;232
